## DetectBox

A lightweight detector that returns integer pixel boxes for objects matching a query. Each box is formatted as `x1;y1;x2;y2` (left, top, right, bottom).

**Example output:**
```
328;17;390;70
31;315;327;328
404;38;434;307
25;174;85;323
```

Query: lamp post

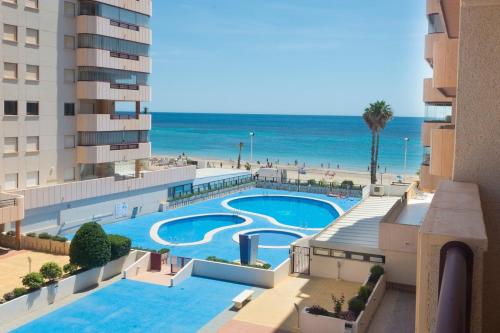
249;132;255;163
403;137;409;182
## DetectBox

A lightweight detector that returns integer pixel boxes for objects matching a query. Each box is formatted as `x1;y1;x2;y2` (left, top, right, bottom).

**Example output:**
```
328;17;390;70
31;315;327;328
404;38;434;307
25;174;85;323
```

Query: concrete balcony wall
76;49;151;73
426;0;441;15
77;82;151;101
76;142;151;164
424;33;447;66
0;193;24;225
13;166;196;210
440;0;460;38
96;0;152;16
419;164;449;192
423;78;452;103
433;38;458;97
422;122;445;147
76;114;151;132
430;127;455;177
76;16;151;44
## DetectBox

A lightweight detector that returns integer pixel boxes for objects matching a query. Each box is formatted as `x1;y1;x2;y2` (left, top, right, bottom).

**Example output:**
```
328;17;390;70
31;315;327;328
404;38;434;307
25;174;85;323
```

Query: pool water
157;214;245;244
229;196;340;229
245;230;301;247
13;277;252;333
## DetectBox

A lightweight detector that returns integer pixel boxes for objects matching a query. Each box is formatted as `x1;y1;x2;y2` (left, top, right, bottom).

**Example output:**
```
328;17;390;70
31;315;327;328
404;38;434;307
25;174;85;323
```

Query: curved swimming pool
225;195;340;229
243;229;303;247
156;214;247;245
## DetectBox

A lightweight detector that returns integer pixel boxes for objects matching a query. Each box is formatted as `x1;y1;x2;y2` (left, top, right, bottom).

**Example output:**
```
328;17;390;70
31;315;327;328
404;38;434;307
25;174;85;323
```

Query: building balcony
422;121;446;147
77;16;151;44
76;142;151;164
425;33;447;66
0;192;24;225
429;126;455;177
95;0;152;16
424;102;452;123
423;78;452;103
440;0;460;38
433;38;458;97
76;114;151;132
77;81;151;102
76;49;151;73
426;0;441;15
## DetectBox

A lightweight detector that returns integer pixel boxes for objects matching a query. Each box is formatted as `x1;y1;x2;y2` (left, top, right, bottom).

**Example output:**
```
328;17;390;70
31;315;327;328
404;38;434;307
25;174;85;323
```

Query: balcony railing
110;83;140;90
0;198;16;208
110;19;139;31
110;143;140;151
425;103;452;122
109;114;139;120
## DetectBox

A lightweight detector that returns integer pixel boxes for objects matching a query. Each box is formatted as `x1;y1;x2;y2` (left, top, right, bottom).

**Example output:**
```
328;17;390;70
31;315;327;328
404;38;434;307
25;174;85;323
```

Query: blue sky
146;1;431;116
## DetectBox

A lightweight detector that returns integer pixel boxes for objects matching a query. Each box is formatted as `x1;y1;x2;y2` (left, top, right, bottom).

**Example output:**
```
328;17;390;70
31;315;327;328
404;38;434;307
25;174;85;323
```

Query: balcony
430;126;455;177
77;81;151;101
76;142;151;164
423;78;452;103
433;38;458;97
0;192;24;225
422;121;446;146
424;33;447;66
77;16;151;44
76;49;151;73
424;103;452;123
426;0;441;15
90;0;152;16
440;0;460;38
76;113;151;132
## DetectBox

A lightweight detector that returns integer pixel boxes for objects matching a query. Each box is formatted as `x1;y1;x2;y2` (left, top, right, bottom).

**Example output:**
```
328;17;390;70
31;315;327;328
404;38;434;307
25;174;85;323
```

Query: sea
150;112;423;174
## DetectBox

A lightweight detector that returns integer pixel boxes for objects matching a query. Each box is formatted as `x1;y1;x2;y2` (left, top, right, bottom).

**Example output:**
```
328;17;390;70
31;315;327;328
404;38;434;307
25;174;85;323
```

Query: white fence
170;260;194;287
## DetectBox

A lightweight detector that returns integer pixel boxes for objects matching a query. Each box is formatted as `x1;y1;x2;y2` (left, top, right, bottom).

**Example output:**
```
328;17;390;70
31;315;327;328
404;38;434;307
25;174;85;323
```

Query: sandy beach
153;154;417;186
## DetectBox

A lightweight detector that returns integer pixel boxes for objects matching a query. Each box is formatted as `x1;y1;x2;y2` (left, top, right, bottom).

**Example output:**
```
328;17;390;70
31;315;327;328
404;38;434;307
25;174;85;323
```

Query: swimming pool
13;277;253;333
235;229;305;248
224;195;342;229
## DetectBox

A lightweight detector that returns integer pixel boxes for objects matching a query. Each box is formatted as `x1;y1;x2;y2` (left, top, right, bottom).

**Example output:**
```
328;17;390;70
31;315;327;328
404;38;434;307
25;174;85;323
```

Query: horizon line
142;110;424;118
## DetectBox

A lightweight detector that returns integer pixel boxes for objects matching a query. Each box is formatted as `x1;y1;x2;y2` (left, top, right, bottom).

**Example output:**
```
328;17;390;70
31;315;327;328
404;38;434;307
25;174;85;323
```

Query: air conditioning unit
372;185;385;196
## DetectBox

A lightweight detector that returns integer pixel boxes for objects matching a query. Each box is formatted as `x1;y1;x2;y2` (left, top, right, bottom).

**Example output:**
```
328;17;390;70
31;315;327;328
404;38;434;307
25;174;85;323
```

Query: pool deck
128;265;173;287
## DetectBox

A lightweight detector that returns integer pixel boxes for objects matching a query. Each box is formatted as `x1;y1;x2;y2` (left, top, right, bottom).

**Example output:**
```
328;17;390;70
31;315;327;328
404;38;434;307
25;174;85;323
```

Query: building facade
0;1;196;239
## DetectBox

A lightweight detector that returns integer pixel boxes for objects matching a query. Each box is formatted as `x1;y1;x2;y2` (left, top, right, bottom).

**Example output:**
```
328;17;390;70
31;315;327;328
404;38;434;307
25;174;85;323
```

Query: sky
145;0;431;117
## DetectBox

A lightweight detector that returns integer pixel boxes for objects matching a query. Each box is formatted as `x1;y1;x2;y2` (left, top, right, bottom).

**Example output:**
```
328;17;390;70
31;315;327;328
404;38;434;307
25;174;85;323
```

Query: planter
300;308;346;333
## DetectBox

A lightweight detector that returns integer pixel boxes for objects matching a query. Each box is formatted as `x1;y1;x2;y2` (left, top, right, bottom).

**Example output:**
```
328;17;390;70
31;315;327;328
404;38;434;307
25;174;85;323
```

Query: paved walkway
219;275;360;333
128;265;173;287
366;289;416;333
0;250;69;296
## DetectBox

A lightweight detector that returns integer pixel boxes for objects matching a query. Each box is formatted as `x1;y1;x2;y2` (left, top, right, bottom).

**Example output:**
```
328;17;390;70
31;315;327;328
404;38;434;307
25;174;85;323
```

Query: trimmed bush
63;263;78;275
370;265;385;282
6;231;15;237
69;222;111;269
306;305;331;316
26;232;37;237
38;232;52;240
158;248;170;254
108;234;132;261
22;272;44;290
341;180;354;189
40;262;63;281
51;235;68;242
348;296;366;316
358;285;372;303
13;287;27;298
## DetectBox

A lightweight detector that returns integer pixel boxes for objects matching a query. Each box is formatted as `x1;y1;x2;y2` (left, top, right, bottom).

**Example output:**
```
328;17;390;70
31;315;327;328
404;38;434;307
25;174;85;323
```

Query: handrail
0;198;16;208
110;143;139;150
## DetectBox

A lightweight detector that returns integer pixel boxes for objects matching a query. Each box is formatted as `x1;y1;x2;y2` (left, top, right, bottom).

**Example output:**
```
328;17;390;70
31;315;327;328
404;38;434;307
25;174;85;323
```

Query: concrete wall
383;251;417;286
170;260;194;287
123;251;150;279
309;254;373;283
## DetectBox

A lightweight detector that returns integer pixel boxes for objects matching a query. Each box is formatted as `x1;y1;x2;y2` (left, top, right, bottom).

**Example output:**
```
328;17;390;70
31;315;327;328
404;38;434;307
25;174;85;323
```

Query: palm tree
363;101;393;184
237;142;244;169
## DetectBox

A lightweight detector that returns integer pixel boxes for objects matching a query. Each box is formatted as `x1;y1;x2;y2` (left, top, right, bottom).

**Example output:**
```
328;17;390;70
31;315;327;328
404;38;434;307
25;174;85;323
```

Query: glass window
4;173;18;190
4;137;18;153
77;33;149;57
26;64;39;81
27;102;39;115
428;13;444;34
26;28;39;45
4;100;18;115
64;1;75;17
64;35;75;49
77;67;149;86
64;103;75;115
26;136;39;152
3;24;17;42
78;1;150;28
25;0;38;9
26;171;39;187
4;62;18;79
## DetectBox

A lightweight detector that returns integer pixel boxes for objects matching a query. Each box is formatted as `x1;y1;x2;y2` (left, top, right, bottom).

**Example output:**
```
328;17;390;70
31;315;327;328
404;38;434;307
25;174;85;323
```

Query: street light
249;132;255;163
403;137;409;182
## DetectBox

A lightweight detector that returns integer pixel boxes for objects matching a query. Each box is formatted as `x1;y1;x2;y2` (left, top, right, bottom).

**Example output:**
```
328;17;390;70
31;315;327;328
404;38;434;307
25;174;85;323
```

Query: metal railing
109;114;139;120
110;143;140;150
0;198;16;208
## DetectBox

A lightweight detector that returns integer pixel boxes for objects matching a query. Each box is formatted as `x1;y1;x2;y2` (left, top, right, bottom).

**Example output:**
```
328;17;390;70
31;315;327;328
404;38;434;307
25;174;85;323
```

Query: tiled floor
0;250;69;295
366;289;416;333
128;265;173;287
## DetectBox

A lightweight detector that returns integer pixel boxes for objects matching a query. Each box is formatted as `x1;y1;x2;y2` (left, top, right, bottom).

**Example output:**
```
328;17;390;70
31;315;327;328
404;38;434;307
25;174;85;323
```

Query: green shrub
40;262;63;281
63;263;78;275
369;265;385;282
13;287;27;298
206;256;271;269
22;272;44;290
348;296;365;316
108;234;132;261
332;293;345;315
6;231;15;237
51;235;68;242
341;180;354;189
69;222;111;269
2;291;15;301
358;285;372;303
26;232;37;237
306;305;331;316
38;232;52;240
261;263;271;269
158;248;170;254
307;179;317;185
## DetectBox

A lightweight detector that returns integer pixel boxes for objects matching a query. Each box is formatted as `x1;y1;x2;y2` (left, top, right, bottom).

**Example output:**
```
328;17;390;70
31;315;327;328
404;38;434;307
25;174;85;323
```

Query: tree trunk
375;131;380;182
237;147;242;169
370;130;377;184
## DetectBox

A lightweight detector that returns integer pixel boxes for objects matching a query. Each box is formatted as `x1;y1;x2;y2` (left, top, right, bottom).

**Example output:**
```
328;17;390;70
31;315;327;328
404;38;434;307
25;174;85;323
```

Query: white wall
310;254;373;283
383;250;417;286
170;260;194;287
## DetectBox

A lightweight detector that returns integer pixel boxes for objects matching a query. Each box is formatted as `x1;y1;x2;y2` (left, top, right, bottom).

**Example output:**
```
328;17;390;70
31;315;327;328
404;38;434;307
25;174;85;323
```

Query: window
3;24;17;42
4;62;18;80
26;28;39;45
26;136;39;152
4;101;18;115
428;13;444;34
64;167;75;181
26;102;39;115
25;0;38;9
2;0;17;5
64;69;75;83
64;35;75;49
4;137;18;154
77;67;149;85
26;64;39;81
64;103;75;116
313;248;330;256
78;34;150;57
4;173;18;190
78;1;150;28
64;135;75;148
26;171;39;187
64;1;75;16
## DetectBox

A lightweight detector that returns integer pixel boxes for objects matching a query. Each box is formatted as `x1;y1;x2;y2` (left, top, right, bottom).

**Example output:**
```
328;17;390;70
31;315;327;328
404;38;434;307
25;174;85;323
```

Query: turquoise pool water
157;214;245;244
13;277;252;333
244;230;301;246
228;195;340;229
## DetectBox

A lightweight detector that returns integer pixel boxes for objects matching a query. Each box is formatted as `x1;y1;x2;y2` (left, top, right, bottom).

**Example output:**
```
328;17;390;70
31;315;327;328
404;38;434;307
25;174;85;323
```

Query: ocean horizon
149;112;423;174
